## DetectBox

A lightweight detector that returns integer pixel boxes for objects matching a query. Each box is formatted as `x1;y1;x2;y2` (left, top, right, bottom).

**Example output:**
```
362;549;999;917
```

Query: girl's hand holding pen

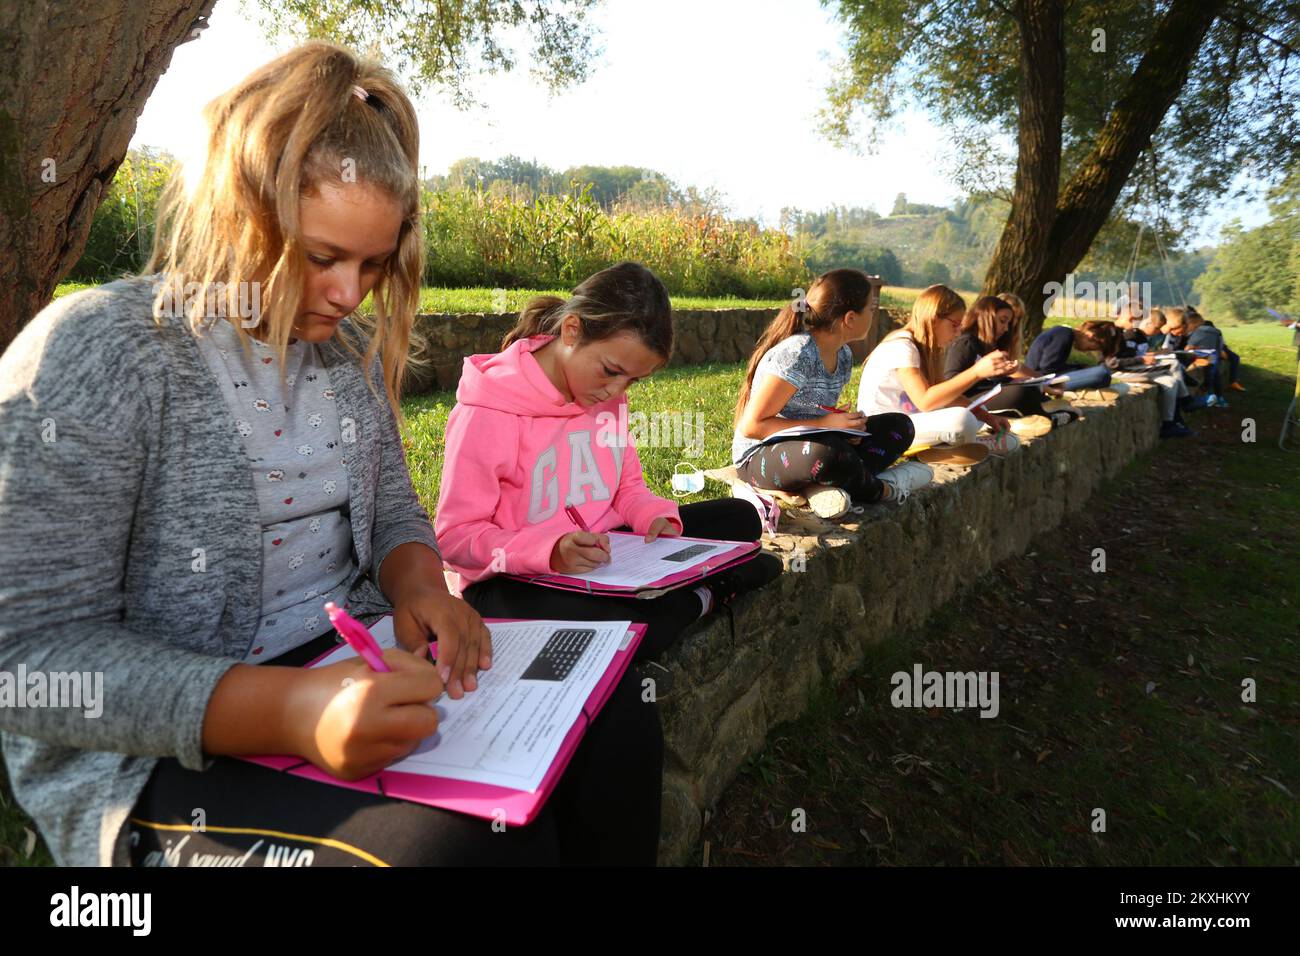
550;531;612;573
554;502;612;572
287;650;443;781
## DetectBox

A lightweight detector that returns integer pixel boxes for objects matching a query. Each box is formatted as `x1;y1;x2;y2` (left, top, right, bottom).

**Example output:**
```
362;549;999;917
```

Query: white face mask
670;463;705;496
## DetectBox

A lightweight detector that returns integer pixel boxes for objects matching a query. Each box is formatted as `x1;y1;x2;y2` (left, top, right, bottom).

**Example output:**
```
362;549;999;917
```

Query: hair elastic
352;85;369;101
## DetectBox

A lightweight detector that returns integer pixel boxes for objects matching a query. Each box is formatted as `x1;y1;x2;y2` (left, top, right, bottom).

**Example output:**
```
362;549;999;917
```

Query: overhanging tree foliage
0;0;599;352
821;0;1300;334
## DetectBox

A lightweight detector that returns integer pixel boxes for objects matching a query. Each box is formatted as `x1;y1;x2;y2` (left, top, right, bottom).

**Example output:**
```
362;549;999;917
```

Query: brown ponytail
733;268;877;427
500;261;673;358
501;295;568;348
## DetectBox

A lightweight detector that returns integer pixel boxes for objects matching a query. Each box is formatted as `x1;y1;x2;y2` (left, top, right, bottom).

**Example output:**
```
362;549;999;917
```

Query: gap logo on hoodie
526;430;620;522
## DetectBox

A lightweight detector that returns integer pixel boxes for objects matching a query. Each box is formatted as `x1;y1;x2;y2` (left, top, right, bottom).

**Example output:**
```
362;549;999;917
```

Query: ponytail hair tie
352;85;369;102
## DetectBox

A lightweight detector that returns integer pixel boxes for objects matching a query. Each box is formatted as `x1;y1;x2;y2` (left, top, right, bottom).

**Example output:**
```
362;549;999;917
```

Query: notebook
507;530;760;598
1016;371;1072;387
244;616;644;825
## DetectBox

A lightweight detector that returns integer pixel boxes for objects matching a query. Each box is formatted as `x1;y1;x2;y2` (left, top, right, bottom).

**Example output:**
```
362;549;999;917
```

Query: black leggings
461;497;761;662
984;382;1048;417
128;635;663;866
735;412;914;502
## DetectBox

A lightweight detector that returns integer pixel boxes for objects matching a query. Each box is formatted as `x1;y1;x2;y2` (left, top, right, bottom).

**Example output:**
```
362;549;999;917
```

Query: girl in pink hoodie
435;261;782;661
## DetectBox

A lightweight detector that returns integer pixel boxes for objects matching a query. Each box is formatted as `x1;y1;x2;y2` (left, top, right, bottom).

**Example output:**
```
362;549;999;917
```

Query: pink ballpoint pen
325;601;391;672
326;601;439;667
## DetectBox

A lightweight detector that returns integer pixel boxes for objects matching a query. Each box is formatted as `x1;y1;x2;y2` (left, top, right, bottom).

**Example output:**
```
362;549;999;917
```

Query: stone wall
651;382;1163;865
403;307;904;396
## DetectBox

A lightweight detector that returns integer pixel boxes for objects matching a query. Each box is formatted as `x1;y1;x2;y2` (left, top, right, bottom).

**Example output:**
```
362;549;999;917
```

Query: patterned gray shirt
731;333;853;464
195;319;356;660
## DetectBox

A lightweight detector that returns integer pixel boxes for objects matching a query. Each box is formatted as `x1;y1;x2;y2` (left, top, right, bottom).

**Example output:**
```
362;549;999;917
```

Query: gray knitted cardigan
0;277;441;866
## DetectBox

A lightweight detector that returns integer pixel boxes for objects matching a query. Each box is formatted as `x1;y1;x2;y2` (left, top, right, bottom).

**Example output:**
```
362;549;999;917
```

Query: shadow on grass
699;353;1300;866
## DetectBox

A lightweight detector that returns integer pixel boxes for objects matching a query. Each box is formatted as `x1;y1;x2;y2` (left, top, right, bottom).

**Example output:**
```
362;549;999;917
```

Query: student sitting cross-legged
856;284;1022;462
1022;320;1115;392
941;294;1076;434
731;269;934;520
435;261;784;663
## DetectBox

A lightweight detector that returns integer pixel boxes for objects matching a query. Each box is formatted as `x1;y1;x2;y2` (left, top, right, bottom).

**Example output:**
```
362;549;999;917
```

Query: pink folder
244;618;646;826
507;532;760;598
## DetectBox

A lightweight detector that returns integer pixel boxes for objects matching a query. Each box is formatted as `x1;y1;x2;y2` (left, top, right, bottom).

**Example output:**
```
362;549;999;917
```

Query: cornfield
423;184;806;297
73;157;810;298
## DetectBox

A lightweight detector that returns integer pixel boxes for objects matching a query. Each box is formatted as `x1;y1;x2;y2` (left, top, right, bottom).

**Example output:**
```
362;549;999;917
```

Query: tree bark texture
0;0;216;353
986;0;1229;337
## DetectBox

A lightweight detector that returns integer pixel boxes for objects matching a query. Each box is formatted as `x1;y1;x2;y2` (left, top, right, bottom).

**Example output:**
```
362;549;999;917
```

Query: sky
131;0;1268;247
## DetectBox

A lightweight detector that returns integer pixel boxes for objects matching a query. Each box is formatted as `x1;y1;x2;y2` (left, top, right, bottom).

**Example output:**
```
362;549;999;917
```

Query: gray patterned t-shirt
195;318;356;661
731;333;853;464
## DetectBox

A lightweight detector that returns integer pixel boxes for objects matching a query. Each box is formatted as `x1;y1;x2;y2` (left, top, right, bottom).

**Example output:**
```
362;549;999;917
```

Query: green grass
409;285;973;315
51;281;97;300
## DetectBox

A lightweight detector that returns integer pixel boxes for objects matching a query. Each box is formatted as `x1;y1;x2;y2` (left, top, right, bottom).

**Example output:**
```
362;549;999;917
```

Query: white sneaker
878;461;933;503
805;484;854;520
976;430;1021;455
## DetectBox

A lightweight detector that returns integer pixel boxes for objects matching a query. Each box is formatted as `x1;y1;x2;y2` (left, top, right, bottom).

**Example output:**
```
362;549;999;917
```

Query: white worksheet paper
559;531;732;588
312;617;632;792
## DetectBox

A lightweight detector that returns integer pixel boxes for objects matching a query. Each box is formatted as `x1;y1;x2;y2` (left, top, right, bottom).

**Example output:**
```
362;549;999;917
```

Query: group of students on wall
0;41;1244;871
729;270;1242;520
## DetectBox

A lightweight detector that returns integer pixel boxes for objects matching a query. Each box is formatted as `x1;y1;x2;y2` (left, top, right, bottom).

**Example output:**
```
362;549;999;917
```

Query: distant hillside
793;193;1211;300
793;194;1008;288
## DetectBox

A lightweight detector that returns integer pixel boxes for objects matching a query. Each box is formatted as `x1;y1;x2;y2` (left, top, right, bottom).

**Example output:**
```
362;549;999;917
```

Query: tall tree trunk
986;0;1229;338
981;0;1065;311
0;0;215;354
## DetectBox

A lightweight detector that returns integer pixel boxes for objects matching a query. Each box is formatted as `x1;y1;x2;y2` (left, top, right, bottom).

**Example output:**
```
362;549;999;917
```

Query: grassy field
56;275;1243;327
